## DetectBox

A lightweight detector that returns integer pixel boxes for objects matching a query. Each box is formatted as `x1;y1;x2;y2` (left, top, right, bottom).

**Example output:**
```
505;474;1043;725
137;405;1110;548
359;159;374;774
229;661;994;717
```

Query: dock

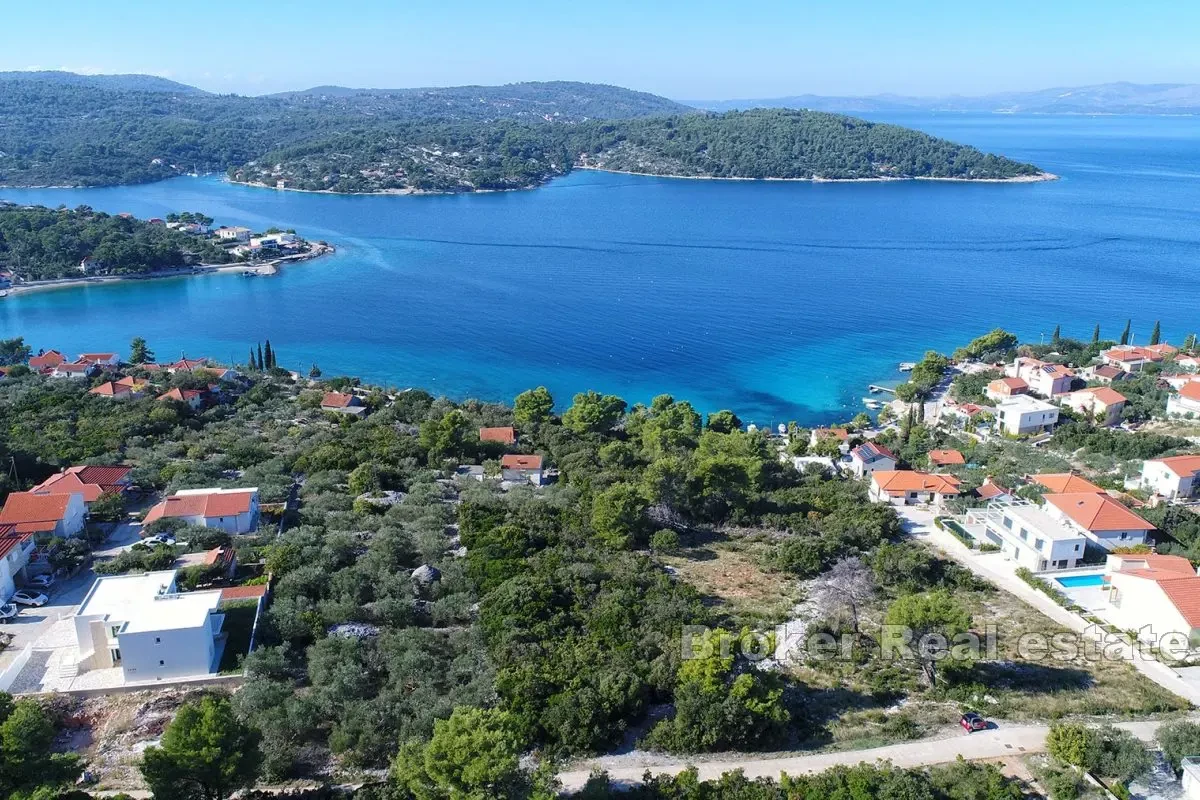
868;385;896;394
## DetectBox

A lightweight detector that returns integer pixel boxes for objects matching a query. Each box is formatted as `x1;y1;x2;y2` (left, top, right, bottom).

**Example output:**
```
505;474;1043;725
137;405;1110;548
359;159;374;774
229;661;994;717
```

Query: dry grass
662;534;800;627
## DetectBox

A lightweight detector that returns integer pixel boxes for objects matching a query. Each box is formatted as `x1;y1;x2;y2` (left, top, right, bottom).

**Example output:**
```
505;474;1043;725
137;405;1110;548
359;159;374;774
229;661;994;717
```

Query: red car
960;712;988;733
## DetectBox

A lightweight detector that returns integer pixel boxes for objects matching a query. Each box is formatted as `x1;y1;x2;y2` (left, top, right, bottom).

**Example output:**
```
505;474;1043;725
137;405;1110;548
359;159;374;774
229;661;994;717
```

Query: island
0;203;331;294
0;73;1051;195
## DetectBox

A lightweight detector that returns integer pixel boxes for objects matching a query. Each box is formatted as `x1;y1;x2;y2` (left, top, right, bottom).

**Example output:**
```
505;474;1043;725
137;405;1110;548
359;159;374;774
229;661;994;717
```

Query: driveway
559;719;1169;791
92;521;143;558
0;568;94;668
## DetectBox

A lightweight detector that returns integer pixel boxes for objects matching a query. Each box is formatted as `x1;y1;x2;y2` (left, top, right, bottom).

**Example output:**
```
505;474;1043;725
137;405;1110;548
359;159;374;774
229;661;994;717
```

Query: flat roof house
869;470;962;507
994;395;1059;436
1061;386;1128;427
0;491;87;538
143;488;260;534
1139;455;1200;501
479;426;517;445
72;570;227;682
215;226;252;242
31;465;133;504
964;498;1087;572
847;442;897;479
501;454;545;486
1041;491;1156;550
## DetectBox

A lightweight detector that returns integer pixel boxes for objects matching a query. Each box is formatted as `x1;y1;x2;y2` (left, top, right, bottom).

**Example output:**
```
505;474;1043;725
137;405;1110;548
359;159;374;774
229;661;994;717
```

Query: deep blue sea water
1;113;1198;425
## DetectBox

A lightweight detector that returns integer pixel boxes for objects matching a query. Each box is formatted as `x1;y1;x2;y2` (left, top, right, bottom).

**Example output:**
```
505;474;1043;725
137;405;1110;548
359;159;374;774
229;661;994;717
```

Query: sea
1;113;1198;426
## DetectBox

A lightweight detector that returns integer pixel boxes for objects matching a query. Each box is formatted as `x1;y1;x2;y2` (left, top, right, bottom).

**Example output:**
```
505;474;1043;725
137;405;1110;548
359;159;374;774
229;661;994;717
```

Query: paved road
559;719;1166;791
0;570;94;667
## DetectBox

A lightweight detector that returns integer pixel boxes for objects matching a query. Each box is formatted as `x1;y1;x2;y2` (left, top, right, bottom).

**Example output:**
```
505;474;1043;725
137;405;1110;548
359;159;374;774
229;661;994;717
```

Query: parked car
960;712;989;733
28;574;54;588
0;603;18;623
11;590;48;607
145;533;176;546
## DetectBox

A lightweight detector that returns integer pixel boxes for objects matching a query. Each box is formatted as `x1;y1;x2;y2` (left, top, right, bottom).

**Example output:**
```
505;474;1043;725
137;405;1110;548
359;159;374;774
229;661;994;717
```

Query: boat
862;398;882;410
868;385;882;394
898;362;916;372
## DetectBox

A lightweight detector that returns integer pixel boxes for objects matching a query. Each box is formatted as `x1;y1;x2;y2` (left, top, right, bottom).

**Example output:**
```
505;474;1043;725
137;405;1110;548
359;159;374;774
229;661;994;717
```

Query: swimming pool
1055;574;1105;589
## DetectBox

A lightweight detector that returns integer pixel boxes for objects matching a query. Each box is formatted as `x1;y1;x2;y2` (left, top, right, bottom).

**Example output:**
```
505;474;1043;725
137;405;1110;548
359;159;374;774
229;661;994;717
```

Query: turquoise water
2;113;1199;425
1055;574;1105;588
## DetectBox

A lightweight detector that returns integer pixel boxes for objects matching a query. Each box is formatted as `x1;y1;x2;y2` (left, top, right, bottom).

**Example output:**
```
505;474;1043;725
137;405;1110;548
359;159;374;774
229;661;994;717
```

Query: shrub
650;529;680;553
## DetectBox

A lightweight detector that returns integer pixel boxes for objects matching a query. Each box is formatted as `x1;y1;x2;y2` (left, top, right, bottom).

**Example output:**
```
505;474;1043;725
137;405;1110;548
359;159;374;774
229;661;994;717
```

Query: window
1002;516;1013;530
1120;532;1128;540
155;637;161;644
159;660;165;666
110;626;121;638
1019;528;1028;541
1035;538;1045;551
1074;544;1080;551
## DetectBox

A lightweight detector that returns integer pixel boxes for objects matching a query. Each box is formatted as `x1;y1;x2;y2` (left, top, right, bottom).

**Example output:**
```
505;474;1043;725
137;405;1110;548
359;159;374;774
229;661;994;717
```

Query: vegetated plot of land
771;541;1188;754
660;530;801;628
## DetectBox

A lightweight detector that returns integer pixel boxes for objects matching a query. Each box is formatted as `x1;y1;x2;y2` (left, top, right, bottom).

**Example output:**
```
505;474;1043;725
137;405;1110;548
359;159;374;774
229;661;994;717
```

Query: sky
3;0;1199;99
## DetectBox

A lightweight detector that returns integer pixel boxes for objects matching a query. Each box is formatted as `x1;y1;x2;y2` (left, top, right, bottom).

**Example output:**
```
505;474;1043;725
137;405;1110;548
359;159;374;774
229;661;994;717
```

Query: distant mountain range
691;82;1200;115
0;70;205;94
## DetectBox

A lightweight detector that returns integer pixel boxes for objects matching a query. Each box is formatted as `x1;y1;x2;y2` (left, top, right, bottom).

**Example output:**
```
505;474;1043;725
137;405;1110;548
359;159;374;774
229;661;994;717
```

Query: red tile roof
1153;455;1200;478
1179;382;1200;403
29;350;66;369
143;489;256;524
1032;473;1104;494
76;352;117;363
1043;492;1155;532
220;584;268;602
321;392;357;408
501;454;543;471
976;479;1010;500
89;381;133;397
813;427;850;441
989;377;1028;393
0;492;73;533
852;442;896;462
871;471;962;496
928;449;965;466
203;546;237;567
158;387;205;403
1156;577;1200;628
168;358;209;371
1117;553;1197;577
479;426;516;445
0;524;33;561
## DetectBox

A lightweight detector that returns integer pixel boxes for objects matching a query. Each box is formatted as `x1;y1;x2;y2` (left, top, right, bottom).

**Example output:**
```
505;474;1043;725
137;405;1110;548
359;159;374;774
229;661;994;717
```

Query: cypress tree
1186;333;1197;352
248;347;256;370
264;340;274;369
1150;320;1161;346
256;343;264;371
1091;324;1100;344
1051;325;1061;345
1120;320;1131;346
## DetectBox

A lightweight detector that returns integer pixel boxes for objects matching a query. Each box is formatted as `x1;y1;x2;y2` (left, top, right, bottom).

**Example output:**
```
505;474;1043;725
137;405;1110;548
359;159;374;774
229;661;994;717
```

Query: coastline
576;165;1059;183
1;242;335;299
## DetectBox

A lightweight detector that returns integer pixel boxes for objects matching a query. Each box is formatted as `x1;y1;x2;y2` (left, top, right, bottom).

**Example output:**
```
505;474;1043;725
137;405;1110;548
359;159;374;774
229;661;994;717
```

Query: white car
28;574;54;588
0;603;17;623
11;590;48;607
145;533;177;546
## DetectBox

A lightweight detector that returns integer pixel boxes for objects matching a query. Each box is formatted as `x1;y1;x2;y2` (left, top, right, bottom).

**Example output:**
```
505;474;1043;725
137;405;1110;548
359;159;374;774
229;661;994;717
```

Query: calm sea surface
2;113;1198;425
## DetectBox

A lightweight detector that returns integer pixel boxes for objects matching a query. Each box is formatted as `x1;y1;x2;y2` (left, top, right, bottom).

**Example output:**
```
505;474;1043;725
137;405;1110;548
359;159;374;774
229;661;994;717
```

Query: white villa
1139;454;1200;501
1007;357;1075;398
1168;382;1200;418
994;395;1060;436
963;498;1087;572
73;571;226;682
142;487;260;534
1102;553;1200;645
847;442;897;479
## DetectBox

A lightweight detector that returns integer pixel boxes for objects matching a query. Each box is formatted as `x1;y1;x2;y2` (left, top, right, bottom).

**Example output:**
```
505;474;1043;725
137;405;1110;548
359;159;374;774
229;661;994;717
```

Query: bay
1;113;1198;426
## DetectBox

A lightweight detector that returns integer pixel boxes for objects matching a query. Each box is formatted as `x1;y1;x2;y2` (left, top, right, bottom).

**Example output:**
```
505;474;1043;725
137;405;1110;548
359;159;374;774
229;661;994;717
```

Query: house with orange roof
869;470;962;507
1041;491;1156;550
1061;386;1128;427
75;352;120;368
500;454;545;486
320;391;367;417
927;449;965;468
1031;473;1105;494
479;426;517;445
1080;363;1128;385
1102;552;1200;644
89;377;149;400
143;487;260;534
157;387;207;410
203;546;238;580
975;478;1011;501
809;428;851;455
165;357;211;374
1139;455;1200;501
1167;381;1200;418
0;524;38;601
1007;357;1075;397
985;377;1028;402
0;491;87;538
28;350;67;372
848;442;897;479
49;362;99;380
1102;345;1168;374
31;465;133;504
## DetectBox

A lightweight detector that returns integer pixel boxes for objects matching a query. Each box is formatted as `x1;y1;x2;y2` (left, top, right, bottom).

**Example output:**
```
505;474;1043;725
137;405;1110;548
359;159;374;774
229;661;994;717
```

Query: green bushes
1015;567;1071;607
93;544;176;574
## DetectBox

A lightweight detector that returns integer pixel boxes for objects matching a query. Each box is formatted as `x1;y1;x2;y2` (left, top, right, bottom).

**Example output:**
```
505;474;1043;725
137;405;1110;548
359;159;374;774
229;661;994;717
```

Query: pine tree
1150;320;1161;346
256;343;264;371
1091;324;1100;344
309;363;321;378
264;340;275;369
1051;325;1061;345
1120;320;1131;346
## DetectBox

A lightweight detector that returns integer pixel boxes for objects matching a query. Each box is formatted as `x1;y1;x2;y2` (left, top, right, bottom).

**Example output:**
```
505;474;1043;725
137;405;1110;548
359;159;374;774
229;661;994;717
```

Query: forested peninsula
0;73;1048;195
